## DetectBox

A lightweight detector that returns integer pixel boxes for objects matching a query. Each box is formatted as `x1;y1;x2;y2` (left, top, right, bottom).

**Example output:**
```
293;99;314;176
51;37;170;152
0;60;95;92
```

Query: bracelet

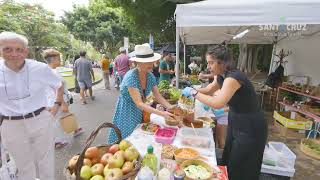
191;89;198;97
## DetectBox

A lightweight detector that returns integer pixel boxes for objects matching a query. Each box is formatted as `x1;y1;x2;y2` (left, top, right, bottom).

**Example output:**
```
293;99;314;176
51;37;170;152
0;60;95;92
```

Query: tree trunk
237;43;248;72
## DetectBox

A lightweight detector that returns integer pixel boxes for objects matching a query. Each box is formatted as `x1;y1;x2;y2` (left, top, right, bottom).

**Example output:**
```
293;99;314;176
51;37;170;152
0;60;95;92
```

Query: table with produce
65;80;228;180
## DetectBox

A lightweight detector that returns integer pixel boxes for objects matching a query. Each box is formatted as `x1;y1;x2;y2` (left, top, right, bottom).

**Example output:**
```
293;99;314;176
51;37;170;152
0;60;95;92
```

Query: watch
54;102;62;106
190;89;198;97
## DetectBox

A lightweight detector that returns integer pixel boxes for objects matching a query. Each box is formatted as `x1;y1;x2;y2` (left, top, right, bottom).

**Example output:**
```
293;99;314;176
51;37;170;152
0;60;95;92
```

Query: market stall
174;0;320;87
65;101;228;180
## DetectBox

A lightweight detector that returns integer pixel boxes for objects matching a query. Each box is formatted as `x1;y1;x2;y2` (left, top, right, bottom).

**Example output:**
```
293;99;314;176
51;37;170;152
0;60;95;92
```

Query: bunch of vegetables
158;80;170;92
158;80;182;101
169;88;181;101
302;139;320;153
189;76;201;85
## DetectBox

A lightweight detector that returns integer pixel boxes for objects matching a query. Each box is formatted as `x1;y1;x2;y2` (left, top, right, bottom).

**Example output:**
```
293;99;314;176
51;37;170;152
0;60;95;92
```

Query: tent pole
184;44;186;75
176;27;180;88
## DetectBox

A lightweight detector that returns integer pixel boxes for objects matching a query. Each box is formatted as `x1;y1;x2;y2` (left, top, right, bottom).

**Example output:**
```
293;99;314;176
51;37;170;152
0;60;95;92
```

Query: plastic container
269;142;296;169
178;127;212;148
261;164;295;178
263;145;279;166
155;127;177;144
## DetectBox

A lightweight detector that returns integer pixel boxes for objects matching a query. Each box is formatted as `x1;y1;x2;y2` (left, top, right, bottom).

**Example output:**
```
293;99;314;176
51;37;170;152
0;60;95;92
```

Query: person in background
152;59;160;84
109;59;114;78
182;45;267;180
0;31;63;180
201;89;229;149
114;47;130;85
188;60;199;74
74;50;95;104
43;49;83;149
198;68;215;83
108;44;175;143
100;54;111;90
159;51;174;83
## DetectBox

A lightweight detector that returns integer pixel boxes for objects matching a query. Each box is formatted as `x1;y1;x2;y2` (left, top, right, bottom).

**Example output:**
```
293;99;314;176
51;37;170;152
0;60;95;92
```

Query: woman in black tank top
182;45;267;180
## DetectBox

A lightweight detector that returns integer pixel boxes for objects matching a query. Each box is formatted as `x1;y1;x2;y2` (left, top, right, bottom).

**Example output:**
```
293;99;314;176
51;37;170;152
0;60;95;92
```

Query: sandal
73;128;84;137
55;142;68;149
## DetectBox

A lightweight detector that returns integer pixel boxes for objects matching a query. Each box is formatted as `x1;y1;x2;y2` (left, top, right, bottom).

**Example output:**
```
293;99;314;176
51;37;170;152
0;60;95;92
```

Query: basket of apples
64;122;142;180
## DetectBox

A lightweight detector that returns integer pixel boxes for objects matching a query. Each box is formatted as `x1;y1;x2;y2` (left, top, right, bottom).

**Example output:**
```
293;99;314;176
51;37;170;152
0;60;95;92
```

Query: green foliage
158;80;170;92
107;0;202;43
0;0;71;61
61;1;131;56
169;88;181;101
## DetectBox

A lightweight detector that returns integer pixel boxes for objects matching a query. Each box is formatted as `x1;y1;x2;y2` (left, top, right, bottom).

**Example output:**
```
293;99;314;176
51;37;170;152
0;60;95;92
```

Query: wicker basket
64;122;142;180
300;139;320;160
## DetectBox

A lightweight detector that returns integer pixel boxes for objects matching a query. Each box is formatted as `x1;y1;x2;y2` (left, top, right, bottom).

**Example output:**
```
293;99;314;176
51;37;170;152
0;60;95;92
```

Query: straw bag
60;113;79;134
64;122;142;180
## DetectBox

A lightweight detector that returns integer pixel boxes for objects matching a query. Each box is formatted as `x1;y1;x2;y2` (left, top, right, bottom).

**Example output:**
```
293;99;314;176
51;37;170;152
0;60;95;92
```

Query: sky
16;0;89;19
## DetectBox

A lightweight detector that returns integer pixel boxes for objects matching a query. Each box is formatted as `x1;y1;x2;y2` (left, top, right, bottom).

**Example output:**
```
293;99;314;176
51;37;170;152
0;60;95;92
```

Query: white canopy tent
174;0;320;87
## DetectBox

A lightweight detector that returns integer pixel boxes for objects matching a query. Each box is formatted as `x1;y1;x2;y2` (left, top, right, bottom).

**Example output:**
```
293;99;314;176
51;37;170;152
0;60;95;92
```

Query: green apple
91;163;104;176
103;164;110;176
105;168;123;180
80;165;92;180
124;146;139;161
107;153;125;168
119;140;132;151
90;175;104;180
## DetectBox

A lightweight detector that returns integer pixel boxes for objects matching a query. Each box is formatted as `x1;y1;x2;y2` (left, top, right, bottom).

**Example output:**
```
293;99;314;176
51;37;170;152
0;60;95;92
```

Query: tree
62;1;131;56
0;0;72;60
107;0;202;43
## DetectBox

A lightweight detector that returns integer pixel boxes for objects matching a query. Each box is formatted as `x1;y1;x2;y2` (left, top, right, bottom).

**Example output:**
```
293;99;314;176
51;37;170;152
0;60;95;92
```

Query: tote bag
0;134;17;180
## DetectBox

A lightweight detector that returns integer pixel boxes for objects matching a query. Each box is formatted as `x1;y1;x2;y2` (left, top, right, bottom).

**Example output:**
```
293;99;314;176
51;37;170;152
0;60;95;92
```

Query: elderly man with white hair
0;32;63;180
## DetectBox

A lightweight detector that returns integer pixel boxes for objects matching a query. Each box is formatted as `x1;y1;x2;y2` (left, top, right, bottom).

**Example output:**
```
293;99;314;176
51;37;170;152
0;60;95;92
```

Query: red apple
68;155;79;170
91;158;99;165
100;153;113;165
83;158;92;167
85;147;99;159
108;144;120;154
91;163;104;176
124;147;139;161
104;168;123;180
122;161;134;175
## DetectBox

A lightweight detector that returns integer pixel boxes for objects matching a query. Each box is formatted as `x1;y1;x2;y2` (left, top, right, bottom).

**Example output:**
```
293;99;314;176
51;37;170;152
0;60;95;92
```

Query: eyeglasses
1;47;26;54
1;65;30;101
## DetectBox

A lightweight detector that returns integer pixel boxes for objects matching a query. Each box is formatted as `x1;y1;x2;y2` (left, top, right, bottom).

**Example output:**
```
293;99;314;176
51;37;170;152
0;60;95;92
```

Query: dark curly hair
207;44;235;71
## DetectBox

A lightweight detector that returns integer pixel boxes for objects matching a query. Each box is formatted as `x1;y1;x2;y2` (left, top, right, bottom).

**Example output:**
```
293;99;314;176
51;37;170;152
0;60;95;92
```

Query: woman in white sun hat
108;43;175;143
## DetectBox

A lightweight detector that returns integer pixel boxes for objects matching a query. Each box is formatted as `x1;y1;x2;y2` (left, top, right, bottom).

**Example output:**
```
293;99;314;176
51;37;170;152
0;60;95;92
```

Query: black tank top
217;70;260;113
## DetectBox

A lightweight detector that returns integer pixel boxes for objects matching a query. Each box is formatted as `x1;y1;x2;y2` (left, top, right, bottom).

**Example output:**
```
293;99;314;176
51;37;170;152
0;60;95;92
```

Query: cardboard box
273;111;313;130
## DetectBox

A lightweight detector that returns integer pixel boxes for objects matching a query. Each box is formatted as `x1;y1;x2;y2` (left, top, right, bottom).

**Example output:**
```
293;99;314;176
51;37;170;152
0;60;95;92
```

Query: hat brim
129;53;161;63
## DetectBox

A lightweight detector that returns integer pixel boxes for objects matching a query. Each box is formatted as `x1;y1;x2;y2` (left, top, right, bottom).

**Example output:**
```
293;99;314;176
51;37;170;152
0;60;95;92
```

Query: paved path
55;78;118;179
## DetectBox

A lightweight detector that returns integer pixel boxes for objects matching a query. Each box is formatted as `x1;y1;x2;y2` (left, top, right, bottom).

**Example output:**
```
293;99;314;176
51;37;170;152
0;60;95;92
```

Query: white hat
129;43;161;63
119;47;126;52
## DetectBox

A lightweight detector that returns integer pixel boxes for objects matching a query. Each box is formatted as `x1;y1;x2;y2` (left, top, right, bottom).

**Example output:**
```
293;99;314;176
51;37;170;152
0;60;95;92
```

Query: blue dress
108;69;157;144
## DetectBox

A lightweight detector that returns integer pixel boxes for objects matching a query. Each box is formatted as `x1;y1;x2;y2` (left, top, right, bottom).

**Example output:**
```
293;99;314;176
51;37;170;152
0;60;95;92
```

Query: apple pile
68;140;139;180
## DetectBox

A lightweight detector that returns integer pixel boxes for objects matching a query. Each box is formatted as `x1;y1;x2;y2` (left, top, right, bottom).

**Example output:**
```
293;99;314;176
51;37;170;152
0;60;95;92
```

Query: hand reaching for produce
161;111;175;121
167;104;178;111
